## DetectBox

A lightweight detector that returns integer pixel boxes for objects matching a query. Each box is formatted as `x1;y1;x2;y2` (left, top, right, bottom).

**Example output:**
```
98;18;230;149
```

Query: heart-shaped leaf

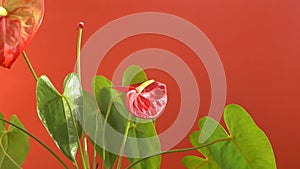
182;104;277;169
0;113;29;169
36;73;82;162
0;0;44;68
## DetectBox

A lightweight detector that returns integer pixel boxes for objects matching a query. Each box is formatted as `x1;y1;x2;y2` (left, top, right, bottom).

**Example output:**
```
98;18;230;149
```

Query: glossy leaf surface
36;73;82;162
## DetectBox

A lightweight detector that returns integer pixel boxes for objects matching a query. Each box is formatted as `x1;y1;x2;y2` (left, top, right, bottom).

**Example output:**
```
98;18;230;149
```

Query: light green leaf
36;73;82;162
0;113;29;169
183;104;277;169
182;156;211;169
122;65;147;86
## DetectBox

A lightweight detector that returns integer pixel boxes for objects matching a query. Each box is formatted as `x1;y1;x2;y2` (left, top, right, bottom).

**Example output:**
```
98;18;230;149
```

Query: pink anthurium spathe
0;0;44;68
126;80;168;119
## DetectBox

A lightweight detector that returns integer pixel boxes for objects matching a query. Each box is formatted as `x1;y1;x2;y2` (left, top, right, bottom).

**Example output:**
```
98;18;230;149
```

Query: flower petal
126;81;167;119
0;0;44;68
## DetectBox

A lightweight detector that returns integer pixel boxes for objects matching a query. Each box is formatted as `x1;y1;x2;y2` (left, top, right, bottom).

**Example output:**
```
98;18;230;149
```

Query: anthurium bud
126;80;167;119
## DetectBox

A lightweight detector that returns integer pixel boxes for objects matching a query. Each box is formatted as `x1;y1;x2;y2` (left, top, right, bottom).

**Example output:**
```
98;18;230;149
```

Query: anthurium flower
0;0;44;68
126;80;167;119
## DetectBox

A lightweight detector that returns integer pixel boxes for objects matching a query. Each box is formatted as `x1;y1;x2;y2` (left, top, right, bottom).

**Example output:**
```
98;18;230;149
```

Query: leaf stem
125;137;233;169
22;51;38;81
63;96;87;169
116;121;131;169
0;118;69;169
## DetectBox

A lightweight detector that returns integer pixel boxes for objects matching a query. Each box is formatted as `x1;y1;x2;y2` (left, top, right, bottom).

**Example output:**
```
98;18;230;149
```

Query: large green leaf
91;75;127;169
82;90;118;169
182;104;277;169
0;113;29;169
122;65;161;169
36;73;82;162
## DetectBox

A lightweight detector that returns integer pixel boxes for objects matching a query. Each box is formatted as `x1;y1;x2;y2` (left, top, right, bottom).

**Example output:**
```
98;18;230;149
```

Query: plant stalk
76;22;90;169
125;137;233;169
63;96;88;169
116;121;131;169
0;118;69;169
22;51;38;81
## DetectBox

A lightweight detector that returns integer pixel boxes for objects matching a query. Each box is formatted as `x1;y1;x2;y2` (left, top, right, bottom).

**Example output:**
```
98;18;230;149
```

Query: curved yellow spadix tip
136;80;155;93
0;6;8;17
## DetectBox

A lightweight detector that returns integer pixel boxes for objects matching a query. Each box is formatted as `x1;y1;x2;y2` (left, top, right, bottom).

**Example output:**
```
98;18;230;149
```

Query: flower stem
116;121;131;169
74;162;79;169
102;93;121;169
77;23;83;82
93;112;100;169
63;96;87;169
0;118;69;169
125;137;233;169
76;22;90;169
22;51;38;81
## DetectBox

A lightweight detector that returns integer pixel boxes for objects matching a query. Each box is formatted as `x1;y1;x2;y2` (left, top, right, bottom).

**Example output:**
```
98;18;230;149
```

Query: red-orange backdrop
0;0;299;168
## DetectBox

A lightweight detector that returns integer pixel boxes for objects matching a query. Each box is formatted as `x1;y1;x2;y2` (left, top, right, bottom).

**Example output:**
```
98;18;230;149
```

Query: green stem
22;51;38;81
102;94;121;169
77;24;83;82
74;162;79;169
0;118;69;169
116;121;131;169
125;137;233;169
93;112;100;169
77;22;90;169
93;142;97;169
63;96;87;169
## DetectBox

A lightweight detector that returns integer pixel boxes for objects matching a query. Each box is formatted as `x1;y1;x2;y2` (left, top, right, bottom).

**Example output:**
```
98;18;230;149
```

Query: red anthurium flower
0;0;44;68
126;80;168;119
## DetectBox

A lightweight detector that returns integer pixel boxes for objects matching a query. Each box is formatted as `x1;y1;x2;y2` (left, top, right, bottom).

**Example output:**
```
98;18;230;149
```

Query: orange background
0;0;299;168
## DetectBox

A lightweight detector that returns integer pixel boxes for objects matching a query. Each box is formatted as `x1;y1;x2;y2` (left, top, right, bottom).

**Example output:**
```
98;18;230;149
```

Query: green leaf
122;65;147;86
82;90;117;169
63;73;83;138
182;156;211;169
125;122;161;169
122;65;161;169
91;76;127;169
36;73;82;162
0;113;29;169
182;104;277;169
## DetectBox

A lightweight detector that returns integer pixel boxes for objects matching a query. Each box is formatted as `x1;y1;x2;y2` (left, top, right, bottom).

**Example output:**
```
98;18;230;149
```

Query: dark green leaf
36;73;82;162
91;76;127;169
0;113;29;169
125;122;161;169
182;104;277;169
81;91;117;169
